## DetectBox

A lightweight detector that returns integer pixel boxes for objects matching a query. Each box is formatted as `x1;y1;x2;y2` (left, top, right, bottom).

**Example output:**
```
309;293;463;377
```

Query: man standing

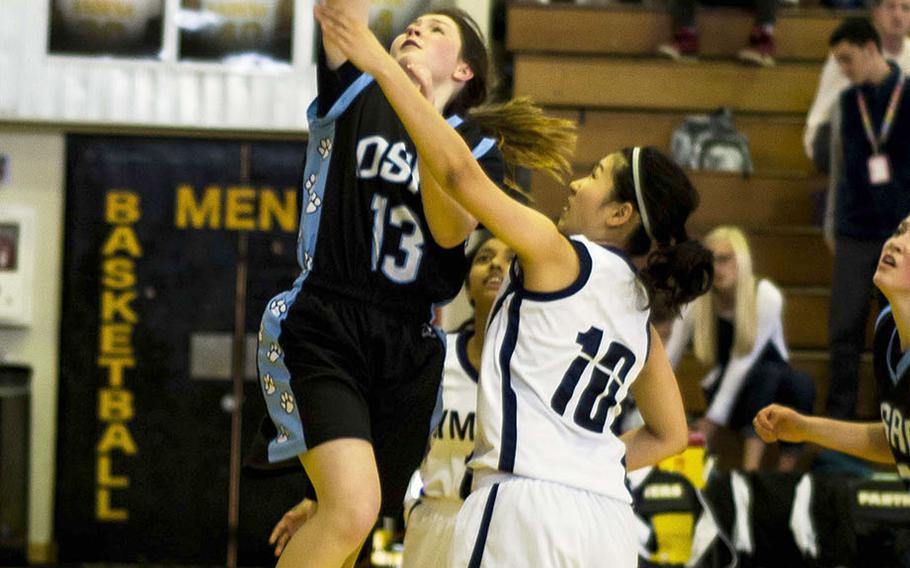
804;0;910;171
826;18;910;420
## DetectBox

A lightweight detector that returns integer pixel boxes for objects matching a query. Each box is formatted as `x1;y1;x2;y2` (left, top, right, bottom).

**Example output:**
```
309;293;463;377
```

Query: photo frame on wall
0;207;35;327
48;0;165;58
178;0;294;64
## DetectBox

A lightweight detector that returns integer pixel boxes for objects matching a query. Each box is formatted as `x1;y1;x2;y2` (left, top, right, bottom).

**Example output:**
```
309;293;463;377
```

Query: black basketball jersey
874;306;910;487
296;52;505;315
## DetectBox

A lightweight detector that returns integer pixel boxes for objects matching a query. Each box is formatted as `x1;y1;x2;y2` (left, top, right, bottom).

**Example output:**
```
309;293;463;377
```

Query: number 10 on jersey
550;327;636;433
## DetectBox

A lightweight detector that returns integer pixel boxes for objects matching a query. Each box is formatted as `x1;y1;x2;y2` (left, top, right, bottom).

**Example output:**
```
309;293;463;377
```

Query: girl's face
874;216;910;296
390;14;468;84
709;239;738;294
558;154;619;238
467;238;514;309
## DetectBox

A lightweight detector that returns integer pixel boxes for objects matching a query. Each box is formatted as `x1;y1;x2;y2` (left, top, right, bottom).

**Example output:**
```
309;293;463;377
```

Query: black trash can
0;364;30;565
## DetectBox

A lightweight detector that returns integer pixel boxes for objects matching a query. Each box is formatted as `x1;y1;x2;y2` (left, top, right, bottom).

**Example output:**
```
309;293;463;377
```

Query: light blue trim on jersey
320;72;375;123
447;114;464;129
471;137;497;159
257;72;375;464
877;305;894;332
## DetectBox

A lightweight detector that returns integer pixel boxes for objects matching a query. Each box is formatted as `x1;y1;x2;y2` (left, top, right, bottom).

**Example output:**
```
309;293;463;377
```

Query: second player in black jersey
755;214;910;490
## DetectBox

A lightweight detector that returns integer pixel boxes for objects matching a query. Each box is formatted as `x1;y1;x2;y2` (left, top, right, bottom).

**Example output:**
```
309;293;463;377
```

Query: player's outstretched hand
314;4;389;76
269;498;317;557
753;404;808;444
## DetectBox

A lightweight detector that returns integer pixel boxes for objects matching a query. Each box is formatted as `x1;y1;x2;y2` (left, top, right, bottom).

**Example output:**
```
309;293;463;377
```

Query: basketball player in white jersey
401;235;514;567
754;214;910;488
314;10;715;566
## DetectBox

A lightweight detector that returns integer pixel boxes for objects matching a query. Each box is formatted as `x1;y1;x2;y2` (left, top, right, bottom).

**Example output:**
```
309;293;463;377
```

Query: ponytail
639;239;713;316
612;146;713;314
468;97;576;194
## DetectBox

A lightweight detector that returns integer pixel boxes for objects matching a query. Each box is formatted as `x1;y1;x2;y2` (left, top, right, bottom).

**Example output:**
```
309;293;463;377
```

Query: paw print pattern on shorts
280;391;295;414
318;138;332;159
269;298;287;318
276;426;290;443
258;322;264;343
306;190;322;214
303;252;314;272
267;343;283;363
262;373;276;395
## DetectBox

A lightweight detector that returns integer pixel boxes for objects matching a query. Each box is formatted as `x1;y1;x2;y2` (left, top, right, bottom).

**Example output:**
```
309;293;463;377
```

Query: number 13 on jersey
370;194;425;284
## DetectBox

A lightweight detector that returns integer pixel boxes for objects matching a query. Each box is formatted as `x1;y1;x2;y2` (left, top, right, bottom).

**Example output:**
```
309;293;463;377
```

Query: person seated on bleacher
656;0;778;66
804;0;910;172
664;226;816;472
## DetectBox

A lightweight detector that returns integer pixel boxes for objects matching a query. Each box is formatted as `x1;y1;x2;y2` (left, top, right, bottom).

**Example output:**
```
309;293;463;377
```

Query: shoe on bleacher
657;28;699;62
738;27;775;67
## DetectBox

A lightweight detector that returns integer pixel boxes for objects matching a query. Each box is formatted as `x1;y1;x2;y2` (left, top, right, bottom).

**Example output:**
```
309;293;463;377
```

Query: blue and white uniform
450;235;651;567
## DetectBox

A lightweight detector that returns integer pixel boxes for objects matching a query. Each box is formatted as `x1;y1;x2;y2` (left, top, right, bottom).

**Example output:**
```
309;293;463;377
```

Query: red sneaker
657;28;699;62
738;26;776;67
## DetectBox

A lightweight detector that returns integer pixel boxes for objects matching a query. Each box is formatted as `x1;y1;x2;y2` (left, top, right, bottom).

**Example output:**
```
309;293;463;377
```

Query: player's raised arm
321;0;371;69
315;5;580;290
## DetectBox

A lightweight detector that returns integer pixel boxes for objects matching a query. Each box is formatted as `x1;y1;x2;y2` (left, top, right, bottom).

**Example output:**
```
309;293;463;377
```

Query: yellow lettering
98;388;134;422
175;185;222;229
105;191;141;224
97;455;129;488
101;258;136;289
259;188;297;232
101;290;137;324
97;357;135;388
97;423;137;455
100;323;133;356
225;187;257;230
96;487;129;521
101;226;143;257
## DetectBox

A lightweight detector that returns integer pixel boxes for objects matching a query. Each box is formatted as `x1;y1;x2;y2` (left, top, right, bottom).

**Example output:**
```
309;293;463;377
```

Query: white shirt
470;235;651;503
418;330;479;502
664;279;788;425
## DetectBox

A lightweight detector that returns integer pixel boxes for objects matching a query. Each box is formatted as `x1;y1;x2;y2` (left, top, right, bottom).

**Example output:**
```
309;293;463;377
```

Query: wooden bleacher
507;3;842;60
507;2;880;418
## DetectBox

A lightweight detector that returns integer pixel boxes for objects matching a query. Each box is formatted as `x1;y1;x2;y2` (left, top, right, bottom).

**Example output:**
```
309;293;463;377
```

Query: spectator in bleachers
664;226;815;471
824;18;910;421
804;0;910;172
656;0;777;66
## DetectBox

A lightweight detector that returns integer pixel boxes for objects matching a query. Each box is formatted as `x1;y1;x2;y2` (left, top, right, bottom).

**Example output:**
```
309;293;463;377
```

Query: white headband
631;147;655;242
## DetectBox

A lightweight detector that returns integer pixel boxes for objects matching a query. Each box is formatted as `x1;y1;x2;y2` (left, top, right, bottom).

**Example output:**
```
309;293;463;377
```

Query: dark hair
829;17;881;51
611;146;713;314
464;231;495;290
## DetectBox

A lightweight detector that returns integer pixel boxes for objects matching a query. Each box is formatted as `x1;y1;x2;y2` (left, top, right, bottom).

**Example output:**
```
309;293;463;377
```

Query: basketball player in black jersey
754;214;910;487
253;1;574;566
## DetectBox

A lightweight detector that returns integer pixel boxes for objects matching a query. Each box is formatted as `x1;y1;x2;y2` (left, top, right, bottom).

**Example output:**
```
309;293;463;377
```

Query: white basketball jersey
469;235;651;503
420;330;479;501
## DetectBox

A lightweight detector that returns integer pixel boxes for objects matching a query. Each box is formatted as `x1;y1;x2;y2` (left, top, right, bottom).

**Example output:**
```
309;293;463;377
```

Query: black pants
672;0;777;29
826;235;885;419
716;347;816;434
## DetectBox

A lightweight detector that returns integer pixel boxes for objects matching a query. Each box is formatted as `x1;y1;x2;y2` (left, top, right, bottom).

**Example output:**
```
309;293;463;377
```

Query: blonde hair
469;97;576;194
692;226;758;367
